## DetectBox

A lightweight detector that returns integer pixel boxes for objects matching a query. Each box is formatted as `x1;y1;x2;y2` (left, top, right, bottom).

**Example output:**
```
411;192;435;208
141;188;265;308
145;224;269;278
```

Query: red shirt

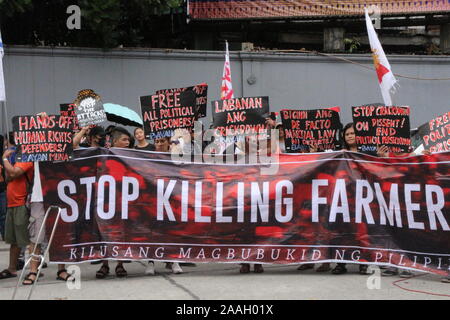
6;162;34;208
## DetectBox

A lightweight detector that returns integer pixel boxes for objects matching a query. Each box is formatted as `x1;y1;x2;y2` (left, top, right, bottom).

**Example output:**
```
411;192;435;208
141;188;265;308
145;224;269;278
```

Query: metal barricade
12;205;62;300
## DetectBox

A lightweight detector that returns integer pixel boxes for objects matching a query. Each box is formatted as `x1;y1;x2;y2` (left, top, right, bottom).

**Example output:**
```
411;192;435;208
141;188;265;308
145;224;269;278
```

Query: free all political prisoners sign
280;108;342;152
156;83;208;119
41;148;450;275
13;115;73;162
352;105;411;153
412;111;450;153
140;90;196;139
212;96;270;137
73;89;107;128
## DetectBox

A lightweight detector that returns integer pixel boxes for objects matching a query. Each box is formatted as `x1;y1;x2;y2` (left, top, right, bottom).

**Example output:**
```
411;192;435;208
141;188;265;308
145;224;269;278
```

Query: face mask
98;137;106;147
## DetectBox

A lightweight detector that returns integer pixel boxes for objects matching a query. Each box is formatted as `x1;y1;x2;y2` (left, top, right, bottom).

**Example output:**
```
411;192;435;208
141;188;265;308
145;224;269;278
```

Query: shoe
331;264;347;275
297;264;314;271
382;268;398;276
240;264;250;274
254;264;264;273
145;262;155;275
165;262;172;270
399;270;413;278
90;261;102;265
441;277;450;283
171;262;183;274
316;263;331;273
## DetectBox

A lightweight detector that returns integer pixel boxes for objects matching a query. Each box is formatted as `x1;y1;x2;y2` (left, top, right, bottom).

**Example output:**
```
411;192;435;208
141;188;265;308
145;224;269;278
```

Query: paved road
0;242;448;300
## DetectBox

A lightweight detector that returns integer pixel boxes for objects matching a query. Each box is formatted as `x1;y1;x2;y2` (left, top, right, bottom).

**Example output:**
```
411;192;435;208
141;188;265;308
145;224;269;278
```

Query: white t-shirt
31;161;43;203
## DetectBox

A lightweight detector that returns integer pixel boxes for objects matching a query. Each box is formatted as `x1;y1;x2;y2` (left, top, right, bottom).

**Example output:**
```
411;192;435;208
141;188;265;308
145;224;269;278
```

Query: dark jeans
0;191;6;239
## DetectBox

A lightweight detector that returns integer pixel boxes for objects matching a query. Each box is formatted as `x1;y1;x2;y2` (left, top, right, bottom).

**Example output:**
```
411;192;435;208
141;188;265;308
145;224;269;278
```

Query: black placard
280;108;342;153
13;115;73;162
211;96;269;138
352;105;411;153
140;91;196;140
59;103;80;131
74;90;107;127
156;83;208;118
411;111;450;153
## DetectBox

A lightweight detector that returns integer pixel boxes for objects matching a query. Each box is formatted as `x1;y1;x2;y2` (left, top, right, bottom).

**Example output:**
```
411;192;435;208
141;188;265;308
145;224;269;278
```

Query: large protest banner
156;83;208;119
141;90;196;139
411;111;450;153
352;105;411;153
73;89;107;128
280;108;342;153
13;115;73;162
60;103;80;131
41;148;450;275
212;96;269;138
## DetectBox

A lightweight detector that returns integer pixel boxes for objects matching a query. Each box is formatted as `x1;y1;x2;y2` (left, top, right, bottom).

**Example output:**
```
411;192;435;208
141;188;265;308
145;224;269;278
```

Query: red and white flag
221;41;234;100
365;8;397;106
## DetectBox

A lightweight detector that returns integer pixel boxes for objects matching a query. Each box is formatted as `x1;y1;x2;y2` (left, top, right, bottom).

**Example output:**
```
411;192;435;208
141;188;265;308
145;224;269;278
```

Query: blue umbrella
103;103;143;127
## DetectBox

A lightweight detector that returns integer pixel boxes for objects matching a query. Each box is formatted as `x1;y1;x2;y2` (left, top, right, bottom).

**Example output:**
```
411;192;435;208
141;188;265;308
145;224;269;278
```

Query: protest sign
60;103;80;131
352;105;411;153
141;91;196;139
280;108;342;152
156;83;208;118
42;148;450;275
212;96;269;138
13;115;73;162
73;89;107;128
411;111;450;153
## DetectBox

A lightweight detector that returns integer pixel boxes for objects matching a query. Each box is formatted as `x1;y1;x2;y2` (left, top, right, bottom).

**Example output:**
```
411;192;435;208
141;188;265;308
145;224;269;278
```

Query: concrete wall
1;46;450;134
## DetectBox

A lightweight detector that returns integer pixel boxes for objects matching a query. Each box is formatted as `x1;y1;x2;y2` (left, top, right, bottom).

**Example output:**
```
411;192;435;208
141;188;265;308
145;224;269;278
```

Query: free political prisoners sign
140;91;196;139
156;83;208;118
413;111;450;153
60;104;80;131
13;115;73;162
212;96;270;137
352;105;411;153
41;148;450;275
280;108;342;152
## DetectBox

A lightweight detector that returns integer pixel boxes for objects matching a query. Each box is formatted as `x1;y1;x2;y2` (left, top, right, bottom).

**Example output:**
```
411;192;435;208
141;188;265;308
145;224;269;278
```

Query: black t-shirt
135;144;155;151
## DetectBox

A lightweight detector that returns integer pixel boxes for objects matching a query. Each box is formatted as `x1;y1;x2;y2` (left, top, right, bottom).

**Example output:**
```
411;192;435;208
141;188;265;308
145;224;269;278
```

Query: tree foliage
0;0;184;48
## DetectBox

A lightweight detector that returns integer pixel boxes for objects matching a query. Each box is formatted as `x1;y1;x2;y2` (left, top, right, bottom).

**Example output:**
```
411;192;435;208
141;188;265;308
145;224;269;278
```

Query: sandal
0;269;17;279
96;265;110;279
316;263;331;273
115;265;127;278
331;264;347;275
23;272;39;285
57;269;72;281
441;277;450;283
297;264;314;271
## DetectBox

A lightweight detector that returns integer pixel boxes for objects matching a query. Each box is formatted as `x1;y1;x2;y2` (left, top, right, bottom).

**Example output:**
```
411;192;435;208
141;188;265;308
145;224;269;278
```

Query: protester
375;145;415;278
329;123;371;275
96;126;132;278
0;148;33;280
144;133;183;275
134;127;155;151
73;126;106;149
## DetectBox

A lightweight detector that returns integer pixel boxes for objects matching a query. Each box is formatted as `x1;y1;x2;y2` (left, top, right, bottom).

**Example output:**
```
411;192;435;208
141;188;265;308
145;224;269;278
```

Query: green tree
0;0;183;48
